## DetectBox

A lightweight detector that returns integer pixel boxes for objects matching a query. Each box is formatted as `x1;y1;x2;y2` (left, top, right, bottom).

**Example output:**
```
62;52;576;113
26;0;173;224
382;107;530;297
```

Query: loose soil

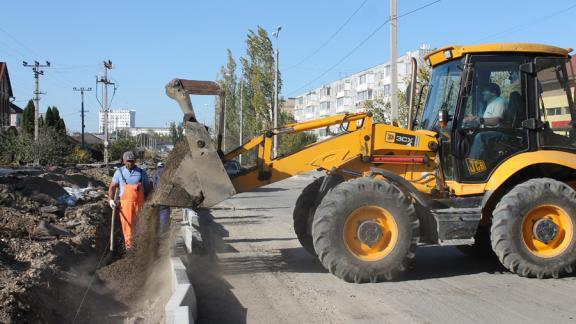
0;165;172;324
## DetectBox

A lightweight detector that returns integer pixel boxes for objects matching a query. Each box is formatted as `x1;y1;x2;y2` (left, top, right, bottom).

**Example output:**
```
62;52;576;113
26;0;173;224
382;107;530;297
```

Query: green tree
277;111;317;156
169;122;184;145
216;49;239;152
22;100;35;134
240;26;279;132
109;138;138;161
364;65;430;128
56;118;66;135
45;107;55;127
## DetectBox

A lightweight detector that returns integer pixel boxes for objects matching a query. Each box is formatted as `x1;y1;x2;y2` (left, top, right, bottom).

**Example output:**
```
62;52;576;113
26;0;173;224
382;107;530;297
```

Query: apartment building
293;45;431;136
98;109;136;133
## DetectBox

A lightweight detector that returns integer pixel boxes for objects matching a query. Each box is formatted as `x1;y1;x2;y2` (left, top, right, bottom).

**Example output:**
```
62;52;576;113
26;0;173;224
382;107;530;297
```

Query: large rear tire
312;178;419;283
293;177;324;256
491;178;576;278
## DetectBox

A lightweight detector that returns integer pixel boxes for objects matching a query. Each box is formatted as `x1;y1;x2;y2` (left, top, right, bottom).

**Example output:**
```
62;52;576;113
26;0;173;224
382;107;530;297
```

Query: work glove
109;199;116;209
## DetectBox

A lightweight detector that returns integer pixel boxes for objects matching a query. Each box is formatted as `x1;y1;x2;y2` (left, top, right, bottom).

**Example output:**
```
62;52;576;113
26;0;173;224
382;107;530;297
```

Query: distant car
223;160;243;177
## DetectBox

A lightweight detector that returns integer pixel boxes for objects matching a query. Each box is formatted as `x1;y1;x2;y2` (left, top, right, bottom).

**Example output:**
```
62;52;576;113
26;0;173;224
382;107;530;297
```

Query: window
337;97;344;107
357;90;373;101
536;57;576;149
384;66;390;77
320;101;331;110
321;87;331;96
383;85;390;97
359;74;367;85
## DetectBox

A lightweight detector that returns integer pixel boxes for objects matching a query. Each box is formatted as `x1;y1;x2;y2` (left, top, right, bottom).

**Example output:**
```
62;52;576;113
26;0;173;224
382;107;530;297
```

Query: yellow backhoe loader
155;43;576;283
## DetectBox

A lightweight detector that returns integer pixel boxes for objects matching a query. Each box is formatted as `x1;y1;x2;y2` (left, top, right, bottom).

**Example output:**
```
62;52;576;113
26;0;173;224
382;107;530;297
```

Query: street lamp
272;25;282;158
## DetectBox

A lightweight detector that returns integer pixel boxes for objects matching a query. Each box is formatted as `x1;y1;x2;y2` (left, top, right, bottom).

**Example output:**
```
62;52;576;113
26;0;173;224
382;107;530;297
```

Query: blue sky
2;0;575;132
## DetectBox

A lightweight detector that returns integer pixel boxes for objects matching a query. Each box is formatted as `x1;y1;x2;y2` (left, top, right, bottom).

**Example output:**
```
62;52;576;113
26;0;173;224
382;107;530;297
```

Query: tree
109;138;137;161
217;49;239;152
56;118;66;135
240;26;279;131
45;107;55;127
364;65;431;128
277;111;317;156
169;122;184;145
22;100;35;135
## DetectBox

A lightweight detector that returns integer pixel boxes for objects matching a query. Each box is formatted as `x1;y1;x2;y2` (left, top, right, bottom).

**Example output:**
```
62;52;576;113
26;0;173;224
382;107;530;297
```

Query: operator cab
420;43;576;183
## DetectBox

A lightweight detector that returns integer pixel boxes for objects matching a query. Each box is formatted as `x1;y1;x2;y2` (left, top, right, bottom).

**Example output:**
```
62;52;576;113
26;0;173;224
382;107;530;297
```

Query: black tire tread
293;177;324;256
491;178;576;278
312;177;419;283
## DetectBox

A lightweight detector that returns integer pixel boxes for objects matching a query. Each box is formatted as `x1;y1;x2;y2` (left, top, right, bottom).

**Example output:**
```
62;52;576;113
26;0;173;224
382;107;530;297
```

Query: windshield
420;59;463;131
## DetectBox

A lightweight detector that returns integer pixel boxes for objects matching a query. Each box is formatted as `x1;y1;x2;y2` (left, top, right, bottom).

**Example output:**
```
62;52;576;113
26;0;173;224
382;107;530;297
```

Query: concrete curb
165;209;198;324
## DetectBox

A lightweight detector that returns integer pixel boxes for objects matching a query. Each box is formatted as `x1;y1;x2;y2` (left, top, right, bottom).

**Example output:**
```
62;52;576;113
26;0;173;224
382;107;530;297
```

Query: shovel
101;190;119;266
110;190;119;252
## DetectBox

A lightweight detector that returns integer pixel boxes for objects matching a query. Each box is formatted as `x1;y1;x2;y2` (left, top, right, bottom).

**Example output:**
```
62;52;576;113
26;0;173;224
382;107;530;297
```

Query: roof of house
9;102;22;114
71;133;104;145
0;62;13;97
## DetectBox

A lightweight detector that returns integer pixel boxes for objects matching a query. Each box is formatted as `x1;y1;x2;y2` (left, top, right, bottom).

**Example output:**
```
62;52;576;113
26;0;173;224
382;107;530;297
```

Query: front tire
312;178;419;283
491;178;576;278
293;177;324;256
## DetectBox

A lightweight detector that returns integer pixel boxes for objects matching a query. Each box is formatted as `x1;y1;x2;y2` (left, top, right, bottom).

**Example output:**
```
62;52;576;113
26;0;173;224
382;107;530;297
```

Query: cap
123;151;135;161
157;161;165;167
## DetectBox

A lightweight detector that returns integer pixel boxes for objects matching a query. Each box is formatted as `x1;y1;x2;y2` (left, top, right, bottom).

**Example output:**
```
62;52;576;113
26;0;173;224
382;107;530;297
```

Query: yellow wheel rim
343;206;398;261
522;205;574;258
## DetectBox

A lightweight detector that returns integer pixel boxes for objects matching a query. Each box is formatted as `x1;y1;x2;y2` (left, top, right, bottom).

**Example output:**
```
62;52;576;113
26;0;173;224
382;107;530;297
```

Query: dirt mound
0;167;125;323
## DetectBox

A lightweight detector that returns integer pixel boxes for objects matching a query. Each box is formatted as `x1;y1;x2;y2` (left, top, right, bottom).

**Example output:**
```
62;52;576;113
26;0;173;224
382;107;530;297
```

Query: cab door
534;57;576;151
454;55;529;183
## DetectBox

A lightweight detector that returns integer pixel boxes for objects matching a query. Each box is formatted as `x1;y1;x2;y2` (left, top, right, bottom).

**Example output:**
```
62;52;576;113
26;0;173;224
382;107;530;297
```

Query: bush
68;146;92;164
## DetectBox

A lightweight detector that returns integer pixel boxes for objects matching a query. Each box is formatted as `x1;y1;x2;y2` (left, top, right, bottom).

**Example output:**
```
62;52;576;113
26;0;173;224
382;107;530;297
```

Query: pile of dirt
0;166;123;323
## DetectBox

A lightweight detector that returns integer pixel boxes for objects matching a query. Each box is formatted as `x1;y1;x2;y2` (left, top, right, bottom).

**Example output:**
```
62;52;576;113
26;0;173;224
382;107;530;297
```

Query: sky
2;0;576;133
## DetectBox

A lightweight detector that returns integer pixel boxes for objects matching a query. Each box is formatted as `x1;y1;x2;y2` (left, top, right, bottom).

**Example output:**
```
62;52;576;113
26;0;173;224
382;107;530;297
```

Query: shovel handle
110;190;119;252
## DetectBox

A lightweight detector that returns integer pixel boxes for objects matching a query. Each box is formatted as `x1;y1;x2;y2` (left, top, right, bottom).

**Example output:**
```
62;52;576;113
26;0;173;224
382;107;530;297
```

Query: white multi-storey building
294;45;432;136
98;109;136;133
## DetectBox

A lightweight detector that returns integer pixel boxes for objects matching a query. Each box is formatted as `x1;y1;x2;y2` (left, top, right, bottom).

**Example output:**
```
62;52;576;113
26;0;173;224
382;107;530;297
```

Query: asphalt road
188;174;576;324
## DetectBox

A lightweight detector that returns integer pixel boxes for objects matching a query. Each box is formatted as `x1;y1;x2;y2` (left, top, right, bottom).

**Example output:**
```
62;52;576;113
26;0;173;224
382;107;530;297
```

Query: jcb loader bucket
151;79;236;208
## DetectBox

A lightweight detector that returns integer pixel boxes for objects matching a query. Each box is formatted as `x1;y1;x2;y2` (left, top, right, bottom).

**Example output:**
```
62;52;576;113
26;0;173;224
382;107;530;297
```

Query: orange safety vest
118;170;145;249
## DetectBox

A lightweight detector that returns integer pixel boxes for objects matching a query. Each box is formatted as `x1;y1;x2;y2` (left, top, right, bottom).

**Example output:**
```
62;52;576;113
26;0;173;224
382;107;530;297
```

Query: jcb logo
395;135;414;145
385;131;417;146
466;159;487;174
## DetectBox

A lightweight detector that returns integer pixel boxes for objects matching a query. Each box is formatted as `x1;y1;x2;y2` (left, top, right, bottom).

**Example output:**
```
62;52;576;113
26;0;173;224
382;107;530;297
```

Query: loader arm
223;113;373;192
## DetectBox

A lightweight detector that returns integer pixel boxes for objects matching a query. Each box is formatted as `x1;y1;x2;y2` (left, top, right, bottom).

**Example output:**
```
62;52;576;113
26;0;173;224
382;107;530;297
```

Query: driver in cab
464;83;506;161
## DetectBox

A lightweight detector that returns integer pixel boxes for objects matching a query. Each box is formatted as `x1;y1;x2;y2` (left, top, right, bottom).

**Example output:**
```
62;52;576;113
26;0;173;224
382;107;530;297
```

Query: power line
0;25;43;60
287;0;369;70
475;2;576;42
287;0;440;96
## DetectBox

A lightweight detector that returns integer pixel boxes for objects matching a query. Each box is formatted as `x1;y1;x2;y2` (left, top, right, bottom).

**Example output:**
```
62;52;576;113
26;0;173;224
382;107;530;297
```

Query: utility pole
97;60;114;166
390;0;398;123
239;79;243;165
272;25;282;158
73;87;92;148
23;60;50;165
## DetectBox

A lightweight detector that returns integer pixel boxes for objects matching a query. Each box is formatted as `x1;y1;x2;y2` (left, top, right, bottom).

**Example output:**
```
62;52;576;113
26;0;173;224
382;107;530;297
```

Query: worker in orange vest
108;151;150;250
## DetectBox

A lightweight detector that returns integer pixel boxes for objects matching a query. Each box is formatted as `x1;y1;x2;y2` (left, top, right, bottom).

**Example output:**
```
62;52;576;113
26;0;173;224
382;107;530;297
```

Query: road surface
186;173;576;324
